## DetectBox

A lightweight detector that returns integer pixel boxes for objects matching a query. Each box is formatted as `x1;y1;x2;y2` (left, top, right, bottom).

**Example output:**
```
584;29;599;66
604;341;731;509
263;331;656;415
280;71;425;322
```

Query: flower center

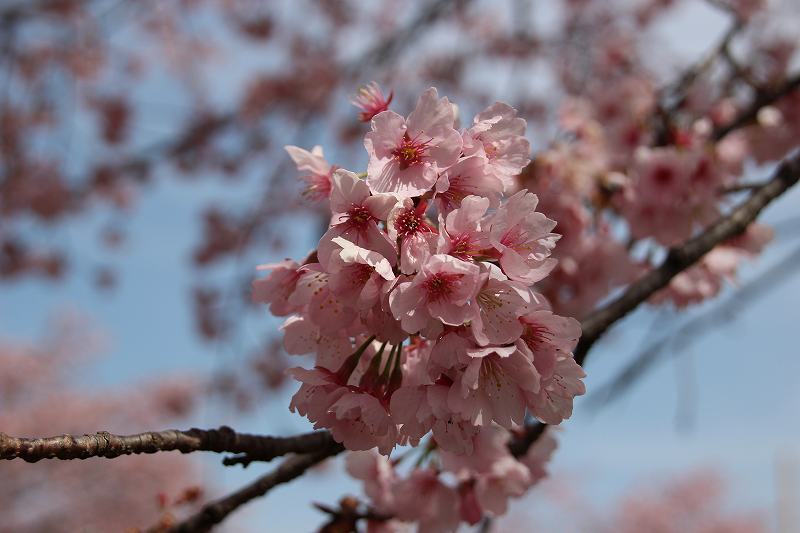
423;272;462;301
449;233;480;261
346;204;374;229
392;133;431;170
394;206;432;239
522;323;552;351
652;165;675;186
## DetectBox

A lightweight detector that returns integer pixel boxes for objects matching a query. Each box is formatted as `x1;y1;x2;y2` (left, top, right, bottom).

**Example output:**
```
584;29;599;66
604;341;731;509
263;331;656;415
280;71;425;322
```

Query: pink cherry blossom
327;389;398;455
352;82;393;122
434;156;504;213
470;264;537;346
288;365;349;427
437;194;491;262
281;315;354;370
327;237;396;311
262;88;593;525
526;353;586;425
288;263;356;335
289;338;400;455
390;381;480;455
449;344;541;428
619;147;723;247
463;102;531;188
519;310;585;424
487;190;560;283
345;451;397;514
389;254;481;334
317;169;398;270
387;198;438;274
251;259;302;316
441;425;532;517
393;468;460;533
285;145;335;200
519;428;558;486
365;87;462;197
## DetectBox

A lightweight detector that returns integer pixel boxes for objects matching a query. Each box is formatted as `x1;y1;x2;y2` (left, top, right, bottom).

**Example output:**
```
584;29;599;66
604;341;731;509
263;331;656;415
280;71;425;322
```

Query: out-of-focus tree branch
713;72;800;141
661;18;742;111
75;0;475;189
0;426;335;464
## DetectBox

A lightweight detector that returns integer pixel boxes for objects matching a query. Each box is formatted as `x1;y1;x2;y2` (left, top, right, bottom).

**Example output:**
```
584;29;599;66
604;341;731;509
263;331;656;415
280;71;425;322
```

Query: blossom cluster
254;86;584;526
346;426;557;531
526;80;779;316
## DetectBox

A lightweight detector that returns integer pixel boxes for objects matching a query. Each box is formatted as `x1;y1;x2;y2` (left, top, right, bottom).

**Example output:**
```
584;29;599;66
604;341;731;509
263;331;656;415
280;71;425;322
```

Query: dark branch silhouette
160;445;344;533
0;426;335;464
589;243;800;409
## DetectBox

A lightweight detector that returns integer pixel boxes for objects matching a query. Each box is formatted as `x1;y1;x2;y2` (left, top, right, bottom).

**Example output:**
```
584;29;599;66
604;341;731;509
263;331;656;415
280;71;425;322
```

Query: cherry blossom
316;169;398;270
487;190;560;283
259;86;589;529
285;145;335;201
463;102;532;189
352;82;394;123
365;88;462;197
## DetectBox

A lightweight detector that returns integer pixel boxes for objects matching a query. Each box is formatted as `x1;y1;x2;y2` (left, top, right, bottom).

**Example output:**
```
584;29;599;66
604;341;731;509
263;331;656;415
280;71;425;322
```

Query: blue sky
2;1;799;531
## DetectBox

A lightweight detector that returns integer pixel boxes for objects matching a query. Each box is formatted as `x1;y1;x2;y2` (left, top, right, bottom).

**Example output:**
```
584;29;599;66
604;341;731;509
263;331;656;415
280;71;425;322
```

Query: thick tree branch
0;426;335;464
575;149;800;365
511;148;800;452
589;243;800;409
160;445;344;533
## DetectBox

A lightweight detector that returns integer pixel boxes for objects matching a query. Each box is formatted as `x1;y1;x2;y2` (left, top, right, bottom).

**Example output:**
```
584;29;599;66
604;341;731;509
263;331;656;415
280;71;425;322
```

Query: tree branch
8;151;797;531
0;426;335;464
589;243;800;409
510;148;800;452
575;149;800;365
653;17;742;145
160;445;344;533
712;72;800;141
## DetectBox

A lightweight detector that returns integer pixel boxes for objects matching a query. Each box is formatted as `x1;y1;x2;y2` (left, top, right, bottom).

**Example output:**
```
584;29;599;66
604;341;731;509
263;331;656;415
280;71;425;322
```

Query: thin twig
160;446;344;533
653;18;742;144
662;19;742;109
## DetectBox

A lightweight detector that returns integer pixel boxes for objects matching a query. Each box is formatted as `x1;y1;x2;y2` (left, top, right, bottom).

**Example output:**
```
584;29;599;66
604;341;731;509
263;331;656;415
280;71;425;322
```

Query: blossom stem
379;343;396;381
336;335;377;383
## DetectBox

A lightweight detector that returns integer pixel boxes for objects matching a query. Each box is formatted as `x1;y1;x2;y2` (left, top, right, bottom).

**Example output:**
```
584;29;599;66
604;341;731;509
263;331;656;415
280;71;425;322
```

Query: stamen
392;132;432;170
394;207;433;238
423;272;462;301
346;203;374;229
522;324;553;352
